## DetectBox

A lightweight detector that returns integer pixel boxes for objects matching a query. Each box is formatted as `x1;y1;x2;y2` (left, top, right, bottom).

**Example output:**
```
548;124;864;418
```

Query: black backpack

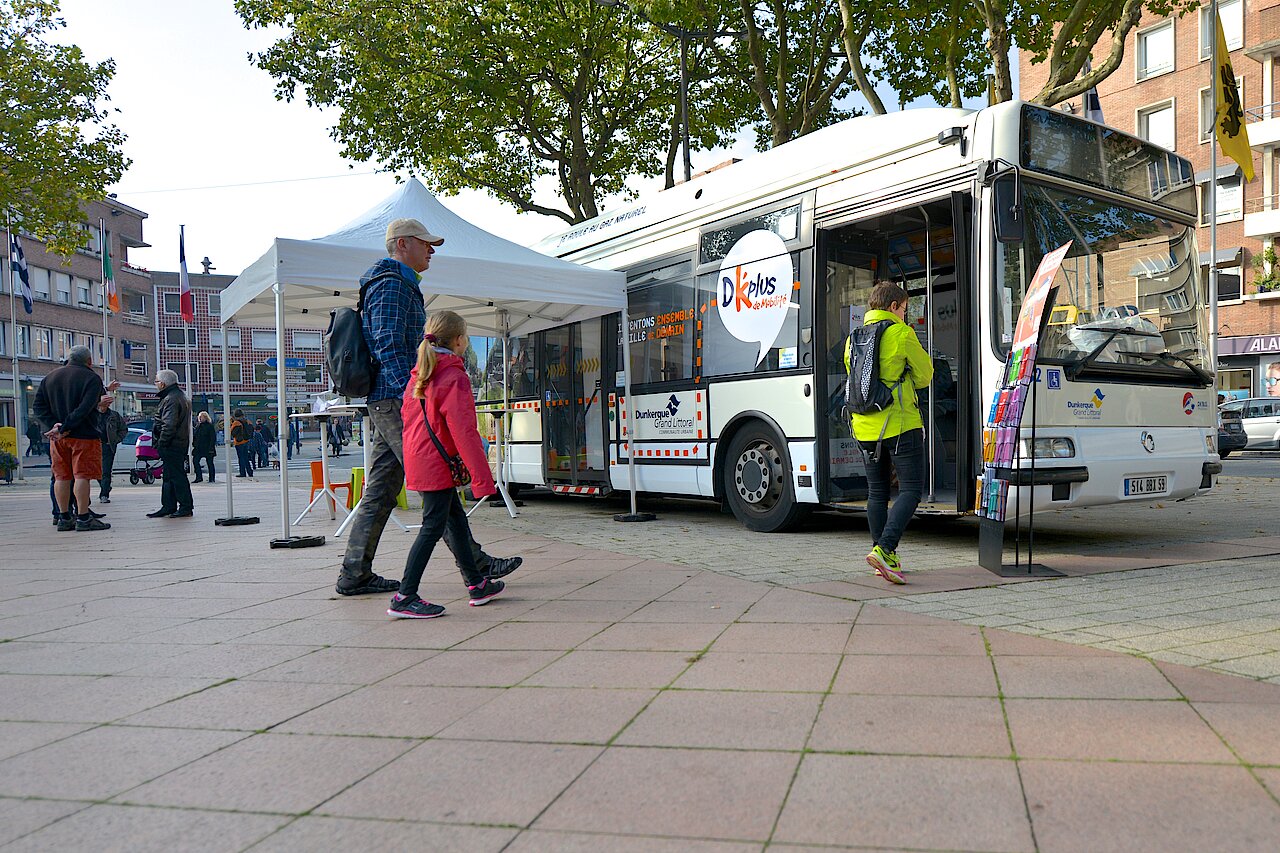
844;319;905;415
325;275;384;398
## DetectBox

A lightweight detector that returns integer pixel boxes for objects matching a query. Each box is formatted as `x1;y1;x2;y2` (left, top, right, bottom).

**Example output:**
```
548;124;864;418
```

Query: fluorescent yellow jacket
845;309;934;441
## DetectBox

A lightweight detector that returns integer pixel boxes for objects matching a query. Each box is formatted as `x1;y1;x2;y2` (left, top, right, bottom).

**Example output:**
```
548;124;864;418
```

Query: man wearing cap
336;218;522;596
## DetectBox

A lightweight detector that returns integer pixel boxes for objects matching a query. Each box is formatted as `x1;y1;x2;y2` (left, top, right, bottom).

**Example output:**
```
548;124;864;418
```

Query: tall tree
237;0;745;224
0;0;128;254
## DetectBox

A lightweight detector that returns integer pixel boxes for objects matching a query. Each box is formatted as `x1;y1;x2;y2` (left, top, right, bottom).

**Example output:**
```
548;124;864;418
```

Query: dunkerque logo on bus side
634;394;694;432
717;229;796;366
1067;388;1105;420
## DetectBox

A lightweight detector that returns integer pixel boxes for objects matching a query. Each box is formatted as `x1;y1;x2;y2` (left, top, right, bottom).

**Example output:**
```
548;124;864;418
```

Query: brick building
1;198;155;445
150;271;329;426
1018;0;1280;397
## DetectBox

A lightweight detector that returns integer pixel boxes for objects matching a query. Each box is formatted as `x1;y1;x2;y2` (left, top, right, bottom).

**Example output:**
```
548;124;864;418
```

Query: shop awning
1198;247;1243;267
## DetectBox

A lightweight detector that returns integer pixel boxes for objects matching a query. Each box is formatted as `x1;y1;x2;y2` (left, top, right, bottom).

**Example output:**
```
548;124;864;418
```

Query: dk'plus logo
1182;392;1195;415
717;230;796;366
666;394;680;416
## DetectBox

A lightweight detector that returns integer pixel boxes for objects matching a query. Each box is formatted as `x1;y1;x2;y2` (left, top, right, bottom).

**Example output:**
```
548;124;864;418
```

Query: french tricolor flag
178;225;194;324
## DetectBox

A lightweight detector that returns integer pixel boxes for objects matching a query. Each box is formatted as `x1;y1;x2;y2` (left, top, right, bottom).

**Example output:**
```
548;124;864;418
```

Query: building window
1201;79;1244;142
167;362;198;383
211;363;242;383
251;330;277;350
35;327;52;359
54;272;71;305
0;322;6;355
164;327;197;347
210;328;241;348
1200;174;1243;223
55;330;74;359
1217;266;1243;301
75;277;91;306
16;325;30;357
125;291;145;315
1137;20;1175;80
30;267;49;300
128;361;148;377
1201;0;1243;60
163;292;184;314
292;330;322;350
1137;101;1176;151
208;293;220;316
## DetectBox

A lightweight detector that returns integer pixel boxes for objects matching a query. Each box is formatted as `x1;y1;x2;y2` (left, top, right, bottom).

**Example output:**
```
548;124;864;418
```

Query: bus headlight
1021;437;1076;459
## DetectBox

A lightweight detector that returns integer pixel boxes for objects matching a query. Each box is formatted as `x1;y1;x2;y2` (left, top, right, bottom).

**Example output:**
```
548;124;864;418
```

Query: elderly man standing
33;345;115;532
146;369;194;519
336;218;521;596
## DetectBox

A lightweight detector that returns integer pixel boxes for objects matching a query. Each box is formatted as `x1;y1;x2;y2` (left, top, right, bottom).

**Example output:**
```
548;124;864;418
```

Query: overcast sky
56;1;989;277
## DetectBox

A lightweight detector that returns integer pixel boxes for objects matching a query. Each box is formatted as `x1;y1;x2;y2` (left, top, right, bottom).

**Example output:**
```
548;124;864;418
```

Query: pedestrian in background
192;411;217;483
846;281;933;584
388;311;505;618
336;218;520;596
25;419;45;457
286;411;302;460
253;419;270;468
97;406;127;504
147;370;194;519
230;409;253;478
33;345;114;532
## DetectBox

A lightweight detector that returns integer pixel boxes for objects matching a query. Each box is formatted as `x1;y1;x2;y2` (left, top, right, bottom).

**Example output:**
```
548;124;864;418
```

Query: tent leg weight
216;516;260;526
270;535;325;549
614;512;656;523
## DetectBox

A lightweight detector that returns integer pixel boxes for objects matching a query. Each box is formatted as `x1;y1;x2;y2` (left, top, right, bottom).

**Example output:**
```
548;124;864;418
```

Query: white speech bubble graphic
717;230;795;365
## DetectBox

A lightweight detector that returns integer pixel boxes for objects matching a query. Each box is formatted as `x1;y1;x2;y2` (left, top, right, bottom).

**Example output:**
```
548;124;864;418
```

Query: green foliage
1252;244;1280;293
0;449;17;473
0;0;128;254
236;0;750;223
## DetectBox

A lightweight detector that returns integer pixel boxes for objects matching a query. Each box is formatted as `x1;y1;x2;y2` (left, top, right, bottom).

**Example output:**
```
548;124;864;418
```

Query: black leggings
399;488;484;597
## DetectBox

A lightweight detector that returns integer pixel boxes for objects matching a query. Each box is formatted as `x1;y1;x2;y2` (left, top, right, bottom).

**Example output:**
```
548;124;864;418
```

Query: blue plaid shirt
360;258;425;402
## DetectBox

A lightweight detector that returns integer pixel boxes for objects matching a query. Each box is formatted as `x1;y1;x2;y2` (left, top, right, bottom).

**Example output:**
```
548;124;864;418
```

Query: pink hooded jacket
400;351;496;497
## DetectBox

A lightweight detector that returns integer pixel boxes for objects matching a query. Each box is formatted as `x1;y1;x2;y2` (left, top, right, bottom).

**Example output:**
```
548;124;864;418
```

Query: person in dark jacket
96;407;128;503
147;370;194;518
192;411;217;483
25;420;45;457
32;345;115;531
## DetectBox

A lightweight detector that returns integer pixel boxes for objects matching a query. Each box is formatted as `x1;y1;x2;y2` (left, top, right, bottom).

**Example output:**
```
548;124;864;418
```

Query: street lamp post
598;0;741;183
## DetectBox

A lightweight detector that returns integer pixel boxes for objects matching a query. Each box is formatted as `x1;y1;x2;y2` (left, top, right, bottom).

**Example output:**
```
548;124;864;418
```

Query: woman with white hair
192;411;217;483
146;370;194;518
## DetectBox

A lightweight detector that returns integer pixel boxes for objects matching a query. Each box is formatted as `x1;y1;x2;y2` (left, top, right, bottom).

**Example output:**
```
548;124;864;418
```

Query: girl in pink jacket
388;311;502;619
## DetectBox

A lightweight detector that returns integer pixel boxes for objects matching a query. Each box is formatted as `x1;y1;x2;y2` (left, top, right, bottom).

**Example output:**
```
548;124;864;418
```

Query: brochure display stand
977;242;1072;578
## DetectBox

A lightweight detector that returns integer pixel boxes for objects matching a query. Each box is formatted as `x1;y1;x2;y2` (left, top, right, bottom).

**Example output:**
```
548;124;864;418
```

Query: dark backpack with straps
844;319;905;415
325;274;386;398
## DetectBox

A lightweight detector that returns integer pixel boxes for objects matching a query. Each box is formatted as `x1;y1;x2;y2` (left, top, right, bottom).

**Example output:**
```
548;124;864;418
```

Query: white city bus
484;101;1219;532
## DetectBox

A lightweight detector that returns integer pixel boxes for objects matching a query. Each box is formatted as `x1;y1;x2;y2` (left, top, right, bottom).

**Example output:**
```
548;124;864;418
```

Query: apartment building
150;271;329;424
1018;0;1280;397
1;198;155;434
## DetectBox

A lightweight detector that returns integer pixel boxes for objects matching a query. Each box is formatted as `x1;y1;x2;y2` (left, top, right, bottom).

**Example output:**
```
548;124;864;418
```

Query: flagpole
1210;0;1220;390
6;212;23;481
99;218;110;383
181;225;192;401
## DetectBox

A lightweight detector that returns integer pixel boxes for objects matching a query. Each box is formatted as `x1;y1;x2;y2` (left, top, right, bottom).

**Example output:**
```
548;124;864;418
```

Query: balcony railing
1246;102;1280;122
1245;194;1280;214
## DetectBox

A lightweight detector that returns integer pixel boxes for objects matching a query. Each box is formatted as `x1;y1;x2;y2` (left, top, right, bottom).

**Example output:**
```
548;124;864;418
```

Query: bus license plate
1124;476;1167;497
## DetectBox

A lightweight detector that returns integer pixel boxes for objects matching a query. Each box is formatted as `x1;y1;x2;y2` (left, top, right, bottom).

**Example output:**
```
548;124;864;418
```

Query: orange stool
309;460;353;509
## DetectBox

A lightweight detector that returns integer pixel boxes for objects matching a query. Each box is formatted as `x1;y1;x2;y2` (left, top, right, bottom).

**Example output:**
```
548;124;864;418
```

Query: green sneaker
866;545;905;584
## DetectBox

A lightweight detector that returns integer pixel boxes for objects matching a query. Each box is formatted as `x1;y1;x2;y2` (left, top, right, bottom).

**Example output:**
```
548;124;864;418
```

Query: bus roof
534;104;991;259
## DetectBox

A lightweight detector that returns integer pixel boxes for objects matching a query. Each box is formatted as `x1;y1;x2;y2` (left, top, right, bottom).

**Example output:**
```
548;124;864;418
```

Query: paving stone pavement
1;477;1278;850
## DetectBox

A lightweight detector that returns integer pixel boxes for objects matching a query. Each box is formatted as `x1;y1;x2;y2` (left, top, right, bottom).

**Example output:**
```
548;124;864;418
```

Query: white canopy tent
217;178;633;541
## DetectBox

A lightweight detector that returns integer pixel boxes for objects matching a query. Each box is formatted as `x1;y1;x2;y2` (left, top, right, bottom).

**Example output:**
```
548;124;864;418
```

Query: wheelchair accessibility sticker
1047;369;1061;390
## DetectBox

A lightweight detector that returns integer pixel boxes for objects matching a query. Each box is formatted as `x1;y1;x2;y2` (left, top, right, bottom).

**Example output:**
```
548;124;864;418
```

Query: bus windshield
997;183;1210;385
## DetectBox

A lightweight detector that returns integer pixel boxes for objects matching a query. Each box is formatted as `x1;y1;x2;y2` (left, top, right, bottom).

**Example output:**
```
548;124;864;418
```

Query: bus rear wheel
723;424;805;532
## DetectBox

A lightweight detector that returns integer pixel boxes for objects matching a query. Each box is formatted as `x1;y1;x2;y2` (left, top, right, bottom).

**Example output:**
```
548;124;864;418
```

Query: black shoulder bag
418;398;471;488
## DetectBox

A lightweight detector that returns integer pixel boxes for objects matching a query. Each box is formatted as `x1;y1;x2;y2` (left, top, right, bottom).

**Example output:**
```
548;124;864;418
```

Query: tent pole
222;324;233;517
275;282;290;538
615;306;654;523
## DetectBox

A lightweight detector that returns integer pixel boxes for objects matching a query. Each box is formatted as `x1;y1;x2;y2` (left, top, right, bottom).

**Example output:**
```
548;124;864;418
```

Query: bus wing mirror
993;174;1024;244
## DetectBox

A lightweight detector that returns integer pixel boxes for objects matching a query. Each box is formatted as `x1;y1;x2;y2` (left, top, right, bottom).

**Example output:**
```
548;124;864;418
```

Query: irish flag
102;227;119;313
179;225;194;323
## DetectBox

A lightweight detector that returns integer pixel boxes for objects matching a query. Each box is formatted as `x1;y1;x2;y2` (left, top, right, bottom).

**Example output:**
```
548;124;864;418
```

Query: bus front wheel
723;424;805;533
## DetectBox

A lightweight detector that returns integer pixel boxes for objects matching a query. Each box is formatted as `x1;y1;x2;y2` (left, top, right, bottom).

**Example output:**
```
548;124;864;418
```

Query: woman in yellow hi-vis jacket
845;281;933;584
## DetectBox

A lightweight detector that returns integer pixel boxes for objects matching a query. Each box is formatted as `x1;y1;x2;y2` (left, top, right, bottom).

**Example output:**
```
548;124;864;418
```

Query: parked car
1218;412;1248;458
1219;398;1280;450
114;427;148;474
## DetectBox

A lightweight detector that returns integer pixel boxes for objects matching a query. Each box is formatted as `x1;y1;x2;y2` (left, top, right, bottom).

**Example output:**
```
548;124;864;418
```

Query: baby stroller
129;430;164;485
